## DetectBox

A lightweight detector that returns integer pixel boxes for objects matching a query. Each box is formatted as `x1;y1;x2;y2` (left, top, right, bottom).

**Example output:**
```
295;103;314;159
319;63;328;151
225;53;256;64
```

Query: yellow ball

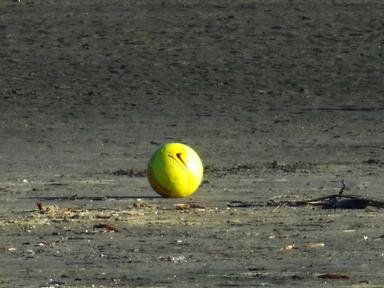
147;143;203;198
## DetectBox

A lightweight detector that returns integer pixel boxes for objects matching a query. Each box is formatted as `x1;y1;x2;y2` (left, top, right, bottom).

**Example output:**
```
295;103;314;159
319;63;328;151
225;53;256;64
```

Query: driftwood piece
267;194;384;209
268;180;384;209
228;180;384;209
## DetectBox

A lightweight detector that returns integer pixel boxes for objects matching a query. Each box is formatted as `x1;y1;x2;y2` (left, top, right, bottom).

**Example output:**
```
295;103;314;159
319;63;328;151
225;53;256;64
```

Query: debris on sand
268;193;384;209
303;243;325;249
228;180;384;210
0;200;216;228
281;244;297;251
281;243;325;251
318;272;351;280
111;169;146;177
93;223;119;233
174;203;205;211
36;202;79;217
268;180;384;209
158;255;188;263
226;200;264;208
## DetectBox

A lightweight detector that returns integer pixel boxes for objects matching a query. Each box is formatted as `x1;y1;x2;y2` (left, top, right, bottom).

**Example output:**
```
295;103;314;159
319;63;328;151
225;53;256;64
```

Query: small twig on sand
339;179;346;195
36;202;45;214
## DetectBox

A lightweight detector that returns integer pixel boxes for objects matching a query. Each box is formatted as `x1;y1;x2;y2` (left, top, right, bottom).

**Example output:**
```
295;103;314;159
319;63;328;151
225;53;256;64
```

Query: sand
1;0;384;287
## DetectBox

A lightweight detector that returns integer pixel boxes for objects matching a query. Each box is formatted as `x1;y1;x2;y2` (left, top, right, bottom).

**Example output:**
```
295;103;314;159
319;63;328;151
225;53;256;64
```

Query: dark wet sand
1;0;384;287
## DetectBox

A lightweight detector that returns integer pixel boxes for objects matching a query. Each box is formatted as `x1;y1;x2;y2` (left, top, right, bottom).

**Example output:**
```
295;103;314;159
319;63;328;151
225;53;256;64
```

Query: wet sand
1;0;384;287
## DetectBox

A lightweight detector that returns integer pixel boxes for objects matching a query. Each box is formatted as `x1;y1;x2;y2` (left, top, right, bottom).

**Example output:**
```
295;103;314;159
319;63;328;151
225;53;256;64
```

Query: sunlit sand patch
0;200;220;228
